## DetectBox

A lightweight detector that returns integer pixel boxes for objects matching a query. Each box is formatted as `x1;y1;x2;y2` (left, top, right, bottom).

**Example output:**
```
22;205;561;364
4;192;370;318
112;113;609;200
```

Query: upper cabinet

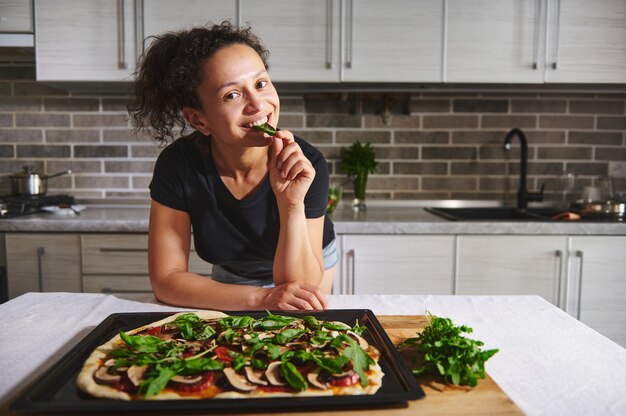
142;0;237;42
446;0;544;83
240;0;341;82
447;0;626;84
342;0;443;82
545;0;626;83
0;0;33;32
240;0;443;83
35;0;139;81
33;0;626;83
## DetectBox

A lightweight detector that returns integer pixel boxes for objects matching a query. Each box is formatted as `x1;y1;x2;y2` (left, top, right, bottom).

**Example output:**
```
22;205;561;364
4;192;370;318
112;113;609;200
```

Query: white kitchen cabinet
5;234;81;299
446;0;545;83
0;0;33;32
337;235;454;295
447;0;626;84
341;0;443;82
240;0;341;82
544;0;626;83
568;236;626;347
142;0;237;45
81;234;211;296
456;235;567;306
35;0;139;81
240;0;443;82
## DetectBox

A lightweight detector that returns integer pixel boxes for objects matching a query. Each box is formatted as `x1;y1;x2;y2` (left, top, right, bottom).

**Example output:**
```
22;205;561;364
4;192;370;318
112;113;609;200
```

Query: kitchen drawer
83;274;152;294
81;234;211;276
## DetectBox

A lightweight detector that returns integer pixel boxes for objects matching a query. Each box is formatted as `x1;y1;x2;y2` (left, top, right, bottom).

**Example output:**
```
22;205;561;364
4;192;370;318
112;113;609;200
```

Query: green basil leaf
281;362;307;391
302;316;321;330
274;329;304;345
119;331;164;353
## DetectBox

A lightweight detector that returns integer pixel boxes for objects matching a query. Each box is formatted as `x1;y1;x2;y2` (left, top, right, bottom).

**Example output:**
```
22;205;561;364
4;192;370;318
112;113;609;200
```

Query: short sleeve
149;143;188;212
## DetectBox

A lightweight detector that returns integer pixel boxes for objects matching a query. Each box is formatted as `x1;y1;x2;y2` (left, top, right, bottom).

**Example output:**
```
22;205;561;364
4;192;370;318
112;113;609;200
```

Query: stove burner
0;194;75;218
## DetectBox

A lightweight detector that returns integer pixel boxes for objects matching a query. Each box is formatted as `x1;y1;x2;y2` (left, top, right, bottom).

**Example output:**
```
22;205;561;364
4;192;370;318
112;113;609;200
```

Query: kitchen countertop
1;293;625;415
0;202;624;234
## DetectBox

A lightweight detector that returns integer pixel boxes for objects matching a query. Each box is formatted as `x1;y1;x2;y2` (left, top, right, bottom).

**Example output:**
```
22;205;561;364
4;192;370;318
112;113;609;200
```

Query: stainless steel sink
425;207;563;221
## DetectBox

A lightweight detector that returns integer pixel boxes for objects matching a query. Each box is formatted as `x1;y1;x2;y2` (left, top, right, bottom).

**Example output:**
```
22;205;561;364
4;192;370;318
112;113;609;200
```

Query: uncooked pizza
76;311;384;400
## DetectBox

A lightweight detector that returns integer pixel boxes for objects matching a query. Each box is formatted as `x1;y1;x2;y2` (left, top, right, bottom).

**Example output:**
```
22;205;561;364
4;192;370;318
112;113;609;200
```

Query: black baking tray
10;309;424;414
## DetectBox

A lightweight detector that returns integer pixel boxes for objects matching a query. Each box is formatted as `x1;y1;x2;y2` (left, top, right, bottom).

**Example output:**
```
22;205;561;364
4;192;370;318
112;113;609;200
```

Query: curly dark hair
128;21;270;147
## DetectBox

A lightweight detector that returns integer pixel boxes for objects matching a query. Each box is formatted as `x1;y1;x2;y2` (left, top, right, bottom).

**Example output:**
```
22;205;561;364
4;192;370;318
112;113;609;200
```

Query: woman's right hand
260;282;328;311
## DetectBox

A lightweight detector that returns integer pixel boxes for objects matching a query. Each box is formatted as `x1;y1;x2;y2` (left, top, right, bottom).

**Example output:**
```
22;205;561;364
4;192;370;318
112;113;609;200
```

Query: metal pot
9;166;72;196
571;200;625;219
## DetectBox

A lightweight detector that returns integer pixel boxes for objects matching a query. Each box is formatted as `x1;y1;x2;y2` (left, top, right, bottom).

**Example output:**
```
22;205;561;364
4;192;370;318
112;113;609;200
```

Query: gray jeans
210;238;338;288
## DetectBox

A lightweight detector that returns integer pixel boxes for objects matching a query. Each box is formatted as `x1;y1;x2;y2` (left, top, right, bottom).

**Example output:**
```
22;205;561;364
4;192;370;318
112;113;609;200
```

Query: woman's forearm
151;270;265;310
273;202;324;287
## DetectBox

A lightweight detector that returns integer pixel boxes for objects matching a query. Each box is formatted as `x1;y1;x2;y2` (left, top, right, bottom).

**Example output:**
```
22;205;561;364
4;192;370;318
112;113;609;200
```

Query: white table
1;293;625;415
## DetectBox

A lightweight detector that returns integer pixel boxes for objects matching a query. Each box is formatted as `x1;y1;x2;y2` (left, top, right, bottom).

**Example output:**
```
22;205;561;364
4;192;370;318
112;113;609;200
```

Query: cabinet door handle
117;0;127;69
555;249;563;307
326;0;333;69
344;249;356;295
551;0;561;70
532;0;542;69
575;250;583;320
345;0;353;69
99;247;147;253
134;0;144;60
36;247;45;292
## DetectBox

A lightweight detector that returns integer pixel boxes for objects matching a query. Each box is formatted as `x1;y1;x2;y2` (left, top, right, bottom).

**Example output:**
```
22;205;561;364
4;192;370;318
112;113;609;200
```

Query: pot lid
11;165;39;178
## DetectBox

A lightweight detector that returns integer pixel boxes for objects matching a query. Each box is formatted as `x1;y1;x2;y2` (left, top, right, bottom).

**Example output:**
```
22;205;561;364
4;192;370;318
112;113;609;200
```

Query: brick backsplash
1;64;625;203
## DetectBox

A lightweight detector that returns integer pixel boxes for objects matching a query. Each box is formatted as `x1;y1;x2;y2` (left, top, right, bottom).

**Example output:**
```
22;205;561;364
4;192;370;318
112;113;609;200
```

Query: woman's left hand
267;129;315;207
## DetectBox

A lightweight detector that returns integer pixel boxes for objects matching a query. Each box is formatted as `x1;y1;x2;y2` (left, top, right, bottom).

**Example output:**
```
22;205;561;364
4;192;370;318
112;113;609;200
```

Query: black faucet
503;128;544;210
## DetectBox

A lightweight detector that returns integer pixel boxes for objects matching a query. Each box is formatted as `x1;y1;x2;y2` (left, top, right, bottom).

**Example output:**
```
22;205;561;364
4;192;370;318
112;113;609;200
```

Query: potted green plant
340;141;378;211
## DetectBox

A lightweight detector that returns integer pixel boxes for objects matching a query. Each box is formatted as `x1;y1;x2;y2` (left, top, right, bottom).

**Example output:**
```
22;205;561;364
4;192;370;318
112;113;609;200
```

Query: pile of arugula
398;314;498;387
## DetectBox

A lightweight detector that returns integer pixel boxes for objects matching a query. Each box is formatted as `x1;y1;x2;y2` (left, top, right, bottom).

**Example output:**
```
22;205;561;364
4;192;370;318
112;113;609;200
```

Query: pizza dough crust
76;310;384;400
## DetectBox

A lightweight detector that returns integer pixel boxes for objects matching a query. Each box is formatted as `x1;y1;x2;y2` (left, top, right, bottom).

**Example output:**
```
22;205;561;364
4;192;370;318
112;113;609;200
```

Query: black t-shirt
149;132;335;279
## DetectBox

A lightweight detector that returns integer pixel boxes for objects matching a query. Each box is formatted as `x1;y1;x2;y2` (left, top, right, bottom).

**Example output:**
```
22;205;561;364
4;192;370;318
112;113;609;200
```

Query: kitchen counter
1;293;625;415
0;202;624;235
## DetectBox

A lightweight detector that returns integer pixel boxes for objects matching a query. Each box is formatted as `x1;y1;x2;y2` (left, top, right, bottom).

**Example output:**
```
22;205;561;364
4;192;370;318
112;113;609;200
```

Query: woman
128;22;336;311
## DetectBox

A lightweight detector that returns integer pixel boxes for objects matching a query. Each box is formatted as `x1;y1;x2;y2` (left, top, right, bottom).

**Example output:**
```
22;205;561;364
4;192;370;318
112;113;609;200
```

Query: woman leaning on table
128;21;337;311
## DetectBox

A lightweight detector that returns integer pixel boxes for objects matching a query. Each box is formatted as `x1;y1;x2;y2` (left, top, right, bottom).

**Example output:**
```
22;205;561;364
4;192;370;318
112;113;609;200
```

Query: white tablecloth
1;293;625;415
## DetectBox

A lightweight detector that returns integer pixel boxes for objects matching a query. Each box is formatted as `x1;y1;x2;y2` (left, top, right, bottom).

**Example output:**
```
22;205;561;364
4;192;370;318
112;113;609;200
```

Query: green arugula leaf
181;357;223;374
140;365;176;397
397;314;499;387
351;320;368;336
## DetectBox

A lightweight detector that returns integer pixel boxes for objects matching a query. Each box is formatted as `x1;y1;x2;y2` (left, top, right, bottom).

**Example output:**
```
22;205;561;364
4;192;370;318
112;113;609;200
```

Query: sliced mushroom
244;366;268;386
170;374;203;384
307;370;327;390
265;361;286;386
347;330;369;350
329;330;341;338
94;365;121;384
126;365;148;386
257;332;273;341
223;367;257;391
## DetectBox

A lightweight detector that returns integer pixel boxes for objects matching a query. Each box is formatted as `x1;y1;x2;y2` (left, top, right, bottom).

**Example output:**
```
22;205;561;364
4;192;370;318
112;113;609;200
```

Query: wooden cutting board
234;315;523;416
